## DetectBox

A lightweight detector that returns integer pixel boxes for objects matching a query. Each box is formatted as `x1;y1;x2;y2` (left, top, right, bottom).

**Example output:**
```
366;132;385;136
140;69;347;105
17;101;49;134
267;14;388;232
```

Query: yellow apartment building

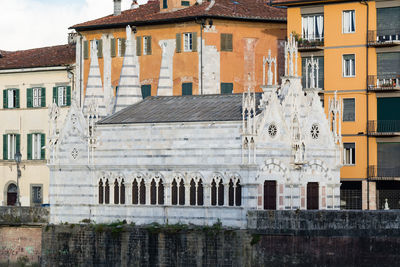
0;44;75;206
69;0;287;105
273;0;400;209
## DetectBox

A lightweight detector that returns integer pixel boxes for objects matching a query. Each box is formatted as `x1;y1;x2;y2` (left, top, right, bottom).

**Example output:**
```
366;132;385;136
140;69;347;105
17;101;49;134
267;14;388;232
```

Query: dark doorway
263;181;276;210
307;182;319;210
7;183;17;206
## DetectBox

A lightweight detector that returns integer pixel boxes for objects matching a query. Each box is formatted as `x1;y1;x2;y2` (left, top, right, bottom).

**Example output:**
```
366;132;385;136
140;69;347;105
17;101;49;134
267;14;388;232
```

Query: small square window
343;10;355;33
343;54;355;77
182;83;192;95
184;33;193;52
343;143;355;165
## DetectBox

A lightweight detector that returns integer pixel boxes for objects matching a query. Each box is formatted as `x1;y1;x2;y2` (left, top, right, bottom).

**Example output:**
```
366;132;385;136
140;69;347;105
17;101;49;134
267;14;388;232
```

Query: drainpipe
78;32;83;107
361;0;369;210
200;21;204;95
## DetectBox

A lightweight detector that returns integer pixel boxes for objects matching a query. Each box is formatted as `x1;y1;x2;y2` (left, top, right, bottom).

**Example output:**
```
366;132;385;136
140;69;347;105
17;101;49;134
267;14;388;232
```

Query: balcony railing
368;75;400;91
368;165;400;180
368;29;400;47
367;120;400;136
298;35;324;51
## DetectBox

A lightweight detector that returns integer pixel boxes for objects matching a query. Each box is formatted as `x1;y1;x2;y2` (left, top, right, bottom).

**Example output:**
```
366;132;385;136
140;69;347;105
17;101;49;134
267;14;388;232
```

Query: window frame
342;10;356;34
32;87;42;108
343;54;356;78
183;32;193;52
5;89;18;109
343;143;356;165
343;98;356;122
221;33;233;52
142;36;152;55
30;184;43;206
117;38;123;57
57;86;67;106
31;133;42;160
301;14;324;41
7;134;17;160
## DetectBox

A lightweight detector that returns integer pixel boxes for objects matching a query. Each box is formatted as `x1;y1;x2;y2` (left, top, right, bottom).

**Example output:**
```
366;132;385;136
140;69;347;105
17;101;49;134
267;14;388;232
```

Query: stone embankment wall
0;207;48;266
41;210;400;266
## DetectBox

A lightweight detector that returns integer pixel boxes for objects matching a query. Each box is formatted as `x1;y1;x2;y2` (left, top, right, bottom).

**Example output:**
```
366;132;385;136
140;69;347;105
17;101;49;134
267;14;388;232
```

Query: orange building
70;0;286;106
273;0;400;210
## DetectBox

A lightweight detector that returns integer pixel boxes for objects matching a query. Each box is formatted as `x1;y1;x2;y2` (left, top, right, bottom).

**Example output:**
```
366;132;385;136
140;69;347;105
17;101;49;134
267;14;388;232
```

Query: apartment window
53;86;71;106
163;0;168;9
302;14;324;40
27;133;45;160
184;33;193;52
343;98;355;121
118;38;126;57
182;83;192;95
302;56;324;89
143;36;152;55
141;85;151;99
343;10;355;33
26;87;45;108
3;134;20;160
90;40;103;58
221;33;233;52
221;83;233;94
31;184;43;206
33;88;42;107
344;143;356;165
3;89;19;109
343;54;355;77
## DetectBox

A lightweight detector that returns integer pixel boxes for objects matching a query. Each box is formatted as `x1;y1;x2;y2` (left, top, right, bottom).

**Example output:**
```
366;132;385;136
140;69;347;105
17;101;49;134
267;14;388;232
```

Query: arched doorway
7;183;17;206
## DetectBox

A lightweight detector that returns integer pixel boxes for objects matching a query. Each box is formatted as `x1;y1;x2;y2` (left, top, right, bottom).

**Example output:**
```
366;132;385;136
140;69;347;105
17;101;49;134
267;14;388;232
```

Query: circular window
268;124;277;137
311;124;319;139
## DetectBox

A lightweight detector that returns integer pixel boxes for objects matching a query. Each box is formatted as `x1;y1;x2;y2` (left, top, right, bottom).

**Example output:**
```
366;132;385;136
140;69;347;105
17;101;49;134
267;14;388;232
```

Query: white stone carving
284;33;298;77
157;40;176;96
263;49;277;86
305;55;319;89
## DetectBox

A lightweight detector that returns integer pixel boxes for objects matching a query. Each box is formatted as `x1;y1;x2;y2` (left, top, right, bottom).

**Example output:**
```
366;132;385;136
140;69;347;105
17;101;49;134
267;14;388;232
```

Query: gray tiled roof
98;93;261;125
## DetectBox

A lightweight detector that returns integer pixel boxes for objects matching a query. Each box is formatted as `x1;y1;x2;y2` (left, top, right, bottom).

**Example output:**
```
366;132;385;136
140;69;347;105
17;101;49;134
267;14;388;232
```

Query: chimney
131;0;139;9
113;0;122;16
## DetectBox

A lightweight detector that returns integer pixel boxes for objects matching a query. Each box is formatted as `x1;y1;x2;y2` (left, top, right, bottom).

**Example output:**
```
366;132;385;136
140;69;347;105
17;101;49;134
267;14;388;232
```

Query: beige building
0;44;75;206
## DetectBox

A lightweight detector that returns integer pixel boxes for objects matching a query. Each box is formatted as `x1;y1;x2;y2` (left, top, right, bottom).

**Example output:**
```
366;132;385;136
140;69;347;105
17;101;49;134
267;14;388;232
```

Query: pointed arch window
158;179;164;205
190;179;196;206
140;179;146;205
197;179;204;206
105;179;110;204
228;179;234;206
235;180;242;206
151;179;157;205
211;179;217;206
120;179;125;204
114;180;119;204
179;179;185;205
172;179;178;205
132;179;139;204
218;180;224;206
98;179;104;204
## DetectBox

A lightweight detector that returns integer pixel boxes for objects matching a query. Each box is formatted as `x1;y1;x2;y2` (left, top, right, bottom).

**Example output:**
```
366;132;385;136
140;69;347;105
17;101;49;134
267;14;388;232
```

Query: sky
0;0;148;51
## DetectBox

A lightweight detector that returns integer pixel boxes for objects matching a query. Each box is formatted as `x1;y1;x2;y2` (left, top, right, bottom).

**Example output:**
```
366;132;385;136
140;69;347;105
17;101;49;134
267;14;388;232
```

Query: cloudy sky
0;0;148;51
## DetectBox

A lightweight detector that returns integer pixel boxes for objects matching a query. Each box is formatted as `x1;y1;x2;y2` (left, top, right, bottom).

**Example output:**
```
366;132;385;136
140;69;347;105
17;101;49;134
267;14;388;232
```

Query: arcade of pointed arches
97;172;242;207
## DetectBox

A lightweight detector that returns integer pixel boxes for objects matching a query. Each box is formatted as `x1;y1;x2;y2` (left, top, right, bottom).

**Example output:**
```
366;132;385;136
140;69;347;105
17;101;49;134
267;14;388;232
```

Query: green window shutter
3;134;8;160
41;134;45;160
192;32;197;52
121;38;126;57
84;40;89;59
27;88;33;108
182;83;192;95
52;87;58;104
16;134;20;154
41;87;46;107
227;34;233;51
176;33;181;53
3;90;7;109
15;89;20;108
221;83;233;94
97;40;103;58
66;86;71;106
27;134;32;160
141;85;151;99
147;36;152;55
221;34;226;51
111;38;116;57
136;36;142;56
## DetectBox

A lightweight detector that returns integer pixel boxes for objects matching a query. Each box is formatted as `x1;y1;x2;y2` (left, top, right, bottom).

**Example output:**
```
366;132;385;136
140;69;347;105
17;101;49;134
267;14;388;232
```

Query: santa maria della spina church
48;34;343;228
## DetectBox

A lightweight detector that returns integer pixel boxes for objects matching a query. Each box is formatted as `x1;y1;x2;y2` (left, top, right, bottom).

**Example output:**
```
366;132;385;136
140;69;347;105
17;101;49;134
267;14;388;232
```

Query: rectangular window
53;86;71;106
343;10;355;33
143;36;152;55
33;88;42;107
221;83;233;94
377;7;400;42
141;85;151;99
343;54;355;77
182;83;192;95
181;1;190;6
163;0;168;9
117;38;126;57
343;98;355;121
32;133;42;160
27;133;45;160
6;134;18;160
302;14;324;40
221;33;233;52
302;56;324;89
184;33;193;52
343;143;356;165
31;185;43;206
4;89;19;109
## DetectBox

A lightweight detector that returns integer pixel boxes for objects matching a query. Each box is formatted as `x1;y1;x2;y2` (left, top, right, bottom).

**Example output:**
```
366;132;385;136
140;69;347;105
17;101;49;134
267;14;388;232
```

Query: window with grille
31;185;43;205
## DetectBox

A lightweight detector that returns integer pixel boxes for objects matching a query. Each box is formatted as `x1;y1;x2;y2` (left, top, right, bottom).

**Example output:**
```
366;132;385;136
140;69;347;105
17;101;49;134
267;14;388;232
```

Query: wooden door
264;181;277;210
7;192;17;206
307;182;319;210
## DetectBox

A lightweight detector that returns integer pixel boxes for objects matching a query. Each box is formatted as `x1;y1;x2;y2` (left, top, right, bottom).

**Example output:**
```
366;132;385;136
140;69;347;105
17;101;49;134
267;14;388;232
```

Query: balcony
368;165;400;180
367;120;400;136
368;75;400;92
368;30;400;47
298;36;324;52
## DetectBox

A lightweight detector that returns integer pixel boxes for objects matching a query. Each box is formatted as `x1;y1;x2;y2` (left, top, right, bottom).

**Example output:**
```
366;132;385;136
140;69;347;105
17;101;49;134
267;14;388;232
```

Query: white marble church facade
48;34;343;228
